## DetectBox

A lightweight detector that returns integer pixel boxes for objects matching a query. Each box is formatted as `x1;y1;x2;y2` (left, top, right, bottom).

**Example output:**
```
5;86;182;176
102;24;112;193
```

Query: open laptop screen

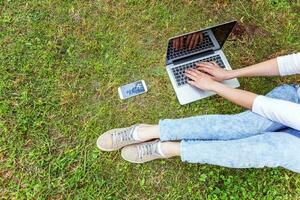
166;21;236;64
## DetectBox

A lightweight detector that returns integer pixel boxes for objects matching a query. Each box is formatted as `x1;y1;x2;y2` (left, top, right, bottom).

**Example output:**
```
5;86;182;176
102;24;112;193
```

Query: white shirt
252;53;300;131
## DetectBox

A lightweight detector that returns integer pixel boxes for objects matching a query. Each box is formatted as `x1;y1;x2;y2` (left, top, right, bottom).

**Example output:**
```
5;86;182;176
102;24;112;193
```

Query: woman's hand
185;68;220;91
196;62;233;81
185;67;257;109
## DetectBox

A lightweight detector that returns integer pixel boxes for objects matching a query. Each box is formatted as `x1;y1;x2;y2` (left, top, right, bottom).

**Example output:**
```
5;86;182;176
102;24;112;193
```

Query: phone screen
120;80;146;99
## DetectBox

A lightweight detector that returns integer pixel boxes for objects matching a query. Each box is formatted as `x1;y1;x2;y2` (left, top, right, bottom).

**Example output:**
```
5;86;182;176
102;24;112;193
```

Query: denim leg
160;84;299;141
279;127;300;138
180;131;300;173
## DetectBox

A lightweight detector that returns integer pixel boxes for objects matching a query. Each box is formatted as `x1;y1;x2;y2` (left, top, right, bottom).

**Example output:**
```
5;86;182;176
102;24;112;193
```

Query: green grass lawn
1;0;300;199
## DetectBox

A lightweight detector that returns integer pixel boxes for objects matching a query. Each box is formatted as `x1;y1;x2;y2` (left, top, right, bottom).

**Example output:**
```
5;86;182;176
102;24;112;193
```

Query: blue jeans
159;84;300;173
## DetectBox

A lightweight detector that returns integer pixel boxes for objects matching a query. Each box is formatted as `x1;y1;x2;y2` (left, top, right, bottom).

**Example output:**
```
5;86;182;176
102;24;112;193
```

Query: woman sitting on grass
97;53;300;173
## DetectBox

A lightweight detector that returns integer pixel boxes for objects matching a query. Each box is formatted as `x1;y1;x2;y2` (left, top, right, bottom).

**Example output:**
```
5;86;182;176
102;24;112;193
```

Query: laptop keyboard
171;55;225;87
167;32;214;61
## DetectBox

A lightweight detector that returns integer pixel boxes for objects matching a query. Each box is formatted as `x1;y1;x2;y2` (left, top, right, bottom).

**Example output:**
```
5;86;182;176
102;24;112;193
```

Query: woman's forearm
211;82;258;110
226;58;279;79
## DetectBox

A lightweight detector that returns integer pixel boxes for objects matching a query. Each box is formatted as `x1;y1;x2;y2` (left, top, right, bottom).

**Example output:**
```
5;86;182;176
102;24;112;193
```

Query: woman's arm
227;58;279;78
196;53;300;80
211;82;257;109
196;58;279;81
252;95;300;131
208;83;300;131
185;68;300;131
185;68;257;109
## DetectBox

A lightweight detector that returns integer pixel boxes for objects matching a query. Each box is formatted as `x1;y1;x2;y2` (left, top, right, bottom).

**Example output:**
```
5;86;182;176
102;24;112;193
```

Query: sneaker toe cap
96;133;113;151
121;145;139;163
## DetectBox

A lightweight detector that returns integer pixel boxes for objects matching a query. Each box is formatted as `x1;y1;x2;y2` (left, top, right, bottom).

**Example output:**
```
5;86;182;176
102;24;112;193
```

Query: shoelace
137;141;159;159
112;126;135;145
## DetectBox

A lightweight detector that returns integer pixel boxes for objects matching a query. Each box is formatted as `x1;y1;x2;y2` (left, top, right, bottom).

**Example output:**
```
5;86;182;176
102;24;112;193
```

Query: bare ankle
160;142;180;157
136;124;160;141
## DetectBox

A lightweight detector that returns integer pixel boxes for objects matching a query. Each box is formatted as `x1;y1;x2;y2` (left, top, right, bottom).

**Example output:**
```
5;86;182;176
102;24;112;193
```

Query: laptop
165;20;240;105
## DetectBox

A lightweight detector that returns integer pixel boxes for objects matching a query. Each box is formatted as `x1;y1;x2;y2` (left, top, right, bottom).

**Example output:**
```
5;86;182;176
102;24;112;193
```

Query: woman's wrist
225;70;238;80
210;81;258;109
210;81;228;93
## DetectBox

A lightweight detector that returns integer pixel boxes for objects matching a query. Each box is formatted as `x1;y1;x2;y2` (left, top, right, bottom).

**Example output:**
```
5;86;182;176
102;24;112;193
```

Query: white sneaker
96;125;141;151
121;140;169;163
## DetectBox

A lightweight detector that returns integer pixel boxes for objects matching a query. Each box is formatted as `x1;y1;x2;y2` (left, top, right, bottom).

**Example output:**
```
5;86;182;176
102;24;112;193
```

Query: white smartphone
118;80;148;100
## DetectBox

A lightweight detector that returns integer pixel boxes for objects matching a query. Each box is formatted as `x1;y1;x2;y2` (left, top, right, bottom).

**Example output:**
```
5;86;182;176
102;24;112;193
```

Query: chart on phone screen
127;82;145;95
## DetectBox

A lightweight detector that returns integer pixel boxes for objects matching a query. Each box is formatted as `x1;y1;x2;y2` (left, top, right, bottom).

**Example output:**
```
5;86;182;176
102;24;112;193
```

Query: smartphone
118;80;148;100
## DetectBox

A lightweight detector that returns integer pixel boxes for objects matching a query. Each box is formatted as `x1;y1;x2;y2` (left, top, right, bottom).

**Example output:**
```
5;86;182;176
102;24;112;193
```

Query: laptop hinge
172;49;215;66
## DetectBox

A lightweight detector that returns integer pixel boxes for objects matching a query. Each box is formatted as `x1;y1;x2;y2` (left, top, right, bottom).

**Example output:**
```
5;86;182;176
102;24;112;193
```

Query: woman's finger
211;61;217;66
190;68;204;76
186;69;201;78
211;61;220;68
196;65;213;71
192;68;214;80
185;69;198;78
197;66;213;74
187;80;198;87
185;72;198;81
201;62;215;66
196;62;214;68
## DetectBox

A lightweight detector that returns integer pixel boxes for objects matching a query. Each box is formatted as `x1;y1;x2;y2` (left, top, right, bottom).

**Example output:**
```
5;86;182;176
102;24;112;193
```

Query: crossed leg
134;85;300;173
137;84;298;141
180;131;300;173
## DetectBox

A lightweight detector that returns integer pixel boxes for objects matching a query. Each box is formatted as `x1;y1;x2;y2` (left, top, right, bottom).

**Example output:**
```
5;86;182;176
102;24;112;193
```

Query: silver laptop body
165;21;240;105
